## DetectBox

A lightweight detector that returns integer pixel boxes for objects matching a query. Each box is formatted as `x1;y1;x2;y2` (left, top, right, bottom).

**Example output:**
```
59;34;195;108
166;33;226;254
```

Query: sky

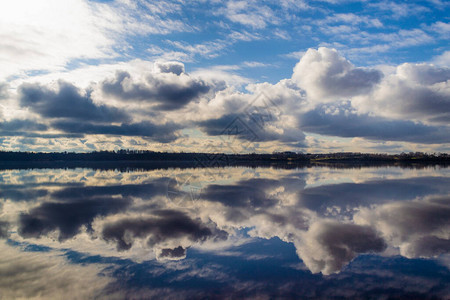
0;0;449;154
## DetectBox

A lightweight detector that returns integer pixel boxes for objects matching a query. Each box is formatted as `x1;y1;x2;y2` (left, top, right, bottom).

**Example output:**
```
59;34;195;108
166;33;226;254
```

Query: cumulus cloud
195;50;449;146
0;119;48;132
1;166;449;277
353;63;450;124
299;176;450;217
51;120;180;143
355;195;450;259
0;186;48;202
0;242;115;299
287;48;450;145
197;113;305;145
19;196;131;241
296;221;386;275
101;69;211;111
102;210;228;255
6;46;450;152
200;178;313;243
19;81;129;122
292;47;383;101
16;79;183;142
298;103;450;143
52;181;169;200
157;245;187;260
155;61;185;75
201;178;281;208
195;82;306;148
432;51;450;67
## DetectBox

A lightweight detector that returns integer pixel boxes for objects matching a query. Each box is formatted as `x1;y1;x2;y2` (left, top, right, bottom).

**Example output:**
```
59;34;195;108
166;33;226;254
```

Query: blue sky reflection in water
0;165;449;299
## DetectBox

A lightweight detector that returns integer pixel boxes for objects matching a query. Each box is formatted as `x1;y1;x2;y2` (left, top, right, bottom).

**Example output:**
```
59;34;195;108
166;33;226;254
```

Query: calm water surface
0;165;449;299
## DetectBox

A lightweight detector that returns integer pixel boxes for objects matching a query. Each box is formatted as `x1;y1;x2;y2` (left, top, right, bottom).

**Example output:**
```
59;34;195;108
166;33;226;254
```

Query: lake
0;164;449;299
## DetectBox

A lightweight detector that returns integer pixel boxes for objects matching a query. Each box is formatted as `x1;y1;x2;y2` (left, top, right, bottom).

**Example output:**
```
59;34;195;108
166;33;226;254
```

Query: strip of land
0;150;448;170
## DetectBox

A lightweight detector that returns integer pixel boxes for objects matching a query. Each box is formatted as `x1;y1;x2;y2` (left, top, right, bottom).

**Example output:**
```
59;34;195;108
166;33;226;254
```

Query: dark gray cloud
51;120;180;143
386;85;450;123
19;81;129;122
14;180;170;241
299;176;450;217
298;104;450;144
52;181;169;200
0;187;48;202
102;209;228;251
382;197;450;239
297;221;387;275
201;178;281;208
155;61;185;75
356;195;450;258
198;113;305;144
0;131;83;138
0;221;9;238
159;246;186;259
0;119;52;140
199;177;311;228
101;71;210;110
316;67;382;97
197;114;245;136
0;119;47;132
15;79;184;141
405;236;450;258
19;196;131;241
402;63;450;85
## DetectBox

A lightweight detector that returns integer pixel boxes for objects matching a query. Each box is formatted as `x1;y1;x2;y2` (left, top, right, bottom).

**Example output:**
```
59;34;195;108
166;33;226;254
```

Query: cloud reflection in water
0;165;449;298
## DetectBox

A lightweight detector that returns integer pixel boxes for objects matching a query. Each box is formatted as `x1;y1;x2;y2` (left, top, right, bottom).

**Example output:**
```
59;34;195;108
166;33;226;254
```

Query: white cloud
168;40;227;59
354;196;450;259
292;47;382;102
2;46;450;152
0;242;116;299
0;0;116;79
227;30;262;42
428;21;450;38
368;1;430;19
282;51;306;60
273;29;291;40
382;29;434;48
217;1;279;29
353;63;450;124
295;220;386;275
320;13;383;28
1;166;450;277
432;51;450;67
0;0;190;81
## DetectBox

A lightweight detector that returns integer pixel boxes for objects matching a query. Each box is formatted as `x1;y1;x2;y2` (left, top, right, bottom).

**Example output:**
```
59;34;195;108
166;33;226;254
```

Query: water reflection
0;166;449;298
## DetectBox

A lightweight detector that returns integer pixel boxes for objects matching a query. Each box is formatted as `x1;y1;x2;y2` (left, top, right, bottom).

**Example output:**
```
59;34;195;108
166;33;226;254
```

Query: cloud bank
1;47;449;152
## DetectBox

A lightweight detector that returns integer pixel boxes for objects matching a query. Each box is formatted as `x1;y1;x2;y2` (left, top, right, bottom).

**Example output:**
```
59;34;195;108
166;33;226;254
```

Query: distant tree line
0;150;449;163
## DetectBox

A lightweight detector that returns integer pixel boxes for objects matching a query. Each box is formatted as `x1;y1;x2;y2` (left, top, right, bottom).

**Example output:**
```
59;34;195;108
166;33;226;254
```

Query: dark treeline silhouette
0;150;449;171
0;149;449;162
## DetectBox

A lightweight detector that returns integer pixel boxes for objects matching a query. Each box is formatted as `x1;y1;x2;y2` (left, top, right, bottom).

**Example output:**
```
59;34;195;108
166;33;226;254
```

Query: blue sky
0;0;449;153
